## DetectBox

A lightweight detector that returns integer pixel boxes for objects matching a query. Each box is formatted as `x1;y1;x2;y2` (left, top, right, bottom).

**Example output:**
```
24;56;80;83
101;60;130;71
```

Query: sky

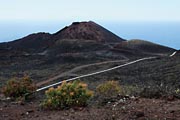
0;0;180;22
0;0;180;49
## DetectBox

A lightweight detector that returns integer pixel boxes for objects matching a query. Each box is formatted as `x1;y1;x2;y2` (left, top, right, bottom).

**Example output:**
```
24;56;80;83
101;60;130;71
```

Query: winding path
36;56;157;92
170;51;177;57
36;60;127;87
36;51;177;92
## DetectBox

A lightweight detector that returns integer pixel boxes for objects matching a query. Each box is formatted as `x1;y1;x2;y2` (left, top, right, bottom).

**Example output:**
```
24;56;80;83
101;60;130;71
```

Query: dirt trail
36;50;176;88
36;60;127;87
36;57;157;92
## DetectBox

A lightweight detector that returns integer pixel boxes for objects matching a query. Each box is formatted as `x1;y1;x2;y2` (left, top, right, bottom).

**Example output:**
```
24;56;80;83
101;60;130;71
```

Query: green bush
121;85;140;96
41;80;94;109
95;81;141;105
174;88;180;98
175;88;180;94
96;80;122;104
1;76;36;100
96;80;121;97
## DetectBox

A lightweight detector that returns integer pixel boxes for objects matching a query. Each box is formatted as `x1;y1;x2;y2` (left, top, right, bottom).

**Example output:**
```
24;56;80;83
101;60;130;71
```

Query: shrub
96;80;122;104
1;76;36;100
121;85;140;96
175;88;180;94
174;88;180;98
139;87;162;98
96;80;121;97
41;80;94;109
139;86;180;99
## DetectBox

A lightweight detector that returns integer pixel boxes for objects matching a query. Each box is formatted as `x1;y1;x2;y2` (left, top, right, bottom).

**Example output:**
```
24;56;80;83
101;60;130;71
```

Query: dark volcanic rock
113;39;175;55
53;21;125;43
0;33;52;52
177;50;180;55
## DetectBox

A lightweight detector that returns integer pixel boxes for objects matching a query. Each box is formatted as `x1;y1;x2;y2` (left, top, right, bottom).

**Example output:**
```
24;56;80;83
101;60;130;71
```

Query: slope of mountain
0;33;52;53
53;21;125;43
176;50;180;55
113;39;175;56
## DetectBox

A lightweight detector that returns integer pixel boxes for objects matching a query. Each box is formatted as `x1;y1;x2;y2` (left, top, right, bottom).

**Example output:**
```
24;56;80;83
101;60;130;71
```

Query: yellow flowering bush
41;80;94;109
1;76;36;100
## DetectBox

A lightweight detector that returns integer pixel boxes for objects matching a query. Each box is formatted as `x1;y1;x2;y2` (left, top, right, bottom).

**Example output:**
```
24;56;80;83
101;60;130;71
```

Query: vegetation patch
41;80;94;110
1;76;36;101
95;80;122;104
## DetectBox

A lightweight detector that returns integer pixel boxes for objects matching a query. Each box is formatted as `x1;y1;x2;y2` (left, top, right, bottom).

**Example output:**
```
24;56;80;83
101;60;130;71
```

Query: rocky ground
1;94;180;120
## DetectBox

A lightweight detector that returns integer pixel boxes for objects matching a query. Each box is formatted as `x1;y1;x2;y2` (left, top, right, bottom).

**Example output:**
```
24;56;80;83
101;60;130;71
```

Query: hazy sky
0;0;180;22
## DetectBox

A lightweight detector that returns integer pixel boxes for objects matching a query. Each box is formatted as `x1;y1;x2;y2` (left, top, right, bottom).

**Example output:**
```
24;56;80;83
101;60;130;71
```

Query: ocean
0;21;179;49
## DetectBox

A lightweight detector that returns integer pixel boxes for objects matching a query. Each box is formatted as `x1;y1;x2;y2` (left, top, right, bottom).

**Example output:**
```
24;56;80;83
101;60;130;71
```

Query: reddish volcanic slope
53;21;125;43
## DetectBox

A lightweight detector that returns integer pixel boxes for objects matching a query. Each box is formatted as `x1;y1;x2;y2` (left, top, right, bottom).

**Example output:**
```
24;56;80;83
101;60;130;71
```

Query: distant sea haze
0;21;179;49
